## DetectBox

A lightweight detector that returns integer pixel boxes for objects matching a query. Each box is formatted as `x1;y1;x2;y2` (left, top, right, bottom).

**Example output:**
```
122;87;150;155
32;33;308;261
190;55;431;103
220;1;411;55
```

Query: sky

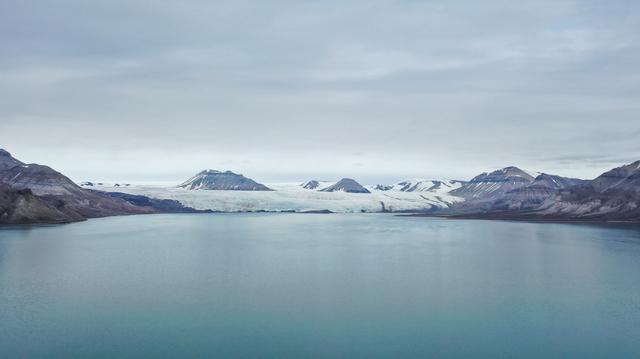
1;0;639;184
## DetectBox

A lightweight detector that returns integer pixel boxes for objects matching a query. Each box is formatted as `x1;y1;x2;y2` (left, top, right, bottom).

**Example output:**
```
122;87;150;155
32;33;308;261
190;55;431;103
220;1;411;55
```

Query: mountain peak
178;170;272;191
451;166;538;200
491;166;537;180
0;148;25;171
320;178;370;193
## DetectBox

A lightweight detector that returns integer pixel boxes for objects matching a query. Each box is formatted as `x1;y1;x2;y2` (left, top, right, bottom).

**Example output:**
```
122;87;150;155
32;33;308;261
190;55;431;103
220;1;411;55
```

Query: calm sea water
1;214;640;358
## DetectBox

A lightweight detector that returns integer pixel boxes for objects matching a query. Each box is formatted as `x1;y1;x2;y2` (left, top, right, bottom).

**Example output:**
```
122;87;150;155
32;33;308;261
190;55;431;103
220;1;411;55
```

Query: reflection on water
1;214;640;358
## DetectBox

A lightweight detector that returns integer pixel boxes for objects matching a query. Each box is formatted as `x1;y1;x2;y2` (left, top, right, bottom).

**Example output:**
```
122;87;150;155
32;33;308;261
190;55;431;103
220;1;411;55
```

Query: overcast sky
1;0;639;184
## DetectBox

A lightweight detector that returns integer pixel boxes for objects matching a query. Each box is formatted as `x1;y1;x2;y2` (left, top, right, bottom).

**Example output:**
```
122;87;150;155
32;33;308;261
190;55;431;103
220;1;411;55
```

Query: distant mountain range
1;147;639;223
447;162;640;221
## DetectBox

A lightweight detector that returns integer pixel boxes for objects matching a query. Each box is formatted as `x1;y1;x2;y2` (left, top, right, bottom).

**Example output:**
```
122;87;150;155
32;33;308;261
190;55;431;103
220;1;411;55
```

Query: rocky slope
590;160;640;192
320;178;370;193
453;161;640;221
0;160;154;219
450;167;537;200
0;149;24;170
0;149;203;224
0;163;89;197
532;161;640;220
178;170;272;191
474;173;588;212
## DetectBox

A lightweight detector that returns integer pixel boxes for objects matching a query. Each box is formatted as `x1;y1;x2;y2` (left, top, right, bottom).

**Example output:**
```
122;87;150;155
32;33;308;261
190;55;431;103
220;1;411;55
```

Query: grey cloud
1;0;639;183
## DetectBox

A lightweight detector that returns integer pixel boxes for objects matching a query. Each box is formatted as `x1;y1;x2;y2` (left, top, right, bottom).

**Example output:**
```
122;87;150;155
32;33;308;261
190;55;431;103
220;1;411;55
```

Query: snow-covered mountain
319;178;370;193
178;170;272;191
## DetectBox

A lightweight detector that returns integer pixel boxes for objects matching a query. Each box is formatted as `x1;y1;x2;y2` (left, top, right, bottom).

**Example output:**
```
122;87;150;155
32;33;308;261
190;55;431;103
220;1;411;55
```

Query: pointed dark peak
320;178;370;193
468;166;536;183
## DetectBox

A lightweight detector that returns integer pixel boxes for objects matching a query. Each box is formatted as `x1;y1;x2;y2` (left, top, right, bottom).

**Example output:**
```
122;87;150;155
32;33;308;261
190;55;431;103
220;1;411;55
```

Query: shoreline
3;210;640;228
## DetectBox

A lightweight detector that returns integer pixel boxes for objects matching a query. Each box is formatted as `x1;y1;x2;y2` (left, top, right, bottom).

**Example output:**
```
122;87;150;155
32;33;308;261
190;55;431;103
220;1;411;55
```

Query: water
1;214;640;358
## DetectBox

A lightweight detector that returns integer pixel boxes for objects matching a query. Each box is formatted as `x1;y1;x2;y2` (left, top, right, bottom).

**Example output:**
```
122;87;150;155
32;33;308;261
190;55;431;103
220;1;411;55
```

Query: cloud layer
1;0;639;183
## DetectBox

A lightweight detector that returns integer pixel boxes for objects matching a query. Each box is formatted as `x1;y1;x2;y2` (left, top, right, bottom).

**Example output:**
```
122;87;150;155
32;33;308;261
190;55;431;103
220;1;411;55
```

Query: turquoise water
1;214;640;358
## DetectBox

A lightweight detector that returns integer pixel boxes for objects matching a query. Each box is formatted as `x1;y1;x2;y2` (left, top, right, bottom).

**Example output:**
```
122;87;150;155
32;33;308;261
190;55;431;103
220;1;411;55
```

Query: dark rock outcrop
0;185;84;224
178;170;272;191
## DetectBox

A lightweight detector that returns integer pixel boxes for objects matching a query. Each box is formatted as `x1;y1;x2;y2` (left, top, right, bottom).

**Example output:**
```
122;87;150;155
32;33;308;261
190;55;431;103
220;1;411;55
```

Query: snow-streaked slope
320;178;370;193
87;181;464;213
370;179;465;194
450;167;536;200
178;170;272;191
300;181;334;190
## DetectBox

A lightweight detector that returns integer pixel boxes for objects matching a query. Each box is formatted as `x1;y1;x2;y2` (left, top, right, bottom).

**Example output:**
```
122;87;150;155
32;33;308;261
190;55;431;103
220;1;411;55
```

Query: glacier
85;181;464;213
